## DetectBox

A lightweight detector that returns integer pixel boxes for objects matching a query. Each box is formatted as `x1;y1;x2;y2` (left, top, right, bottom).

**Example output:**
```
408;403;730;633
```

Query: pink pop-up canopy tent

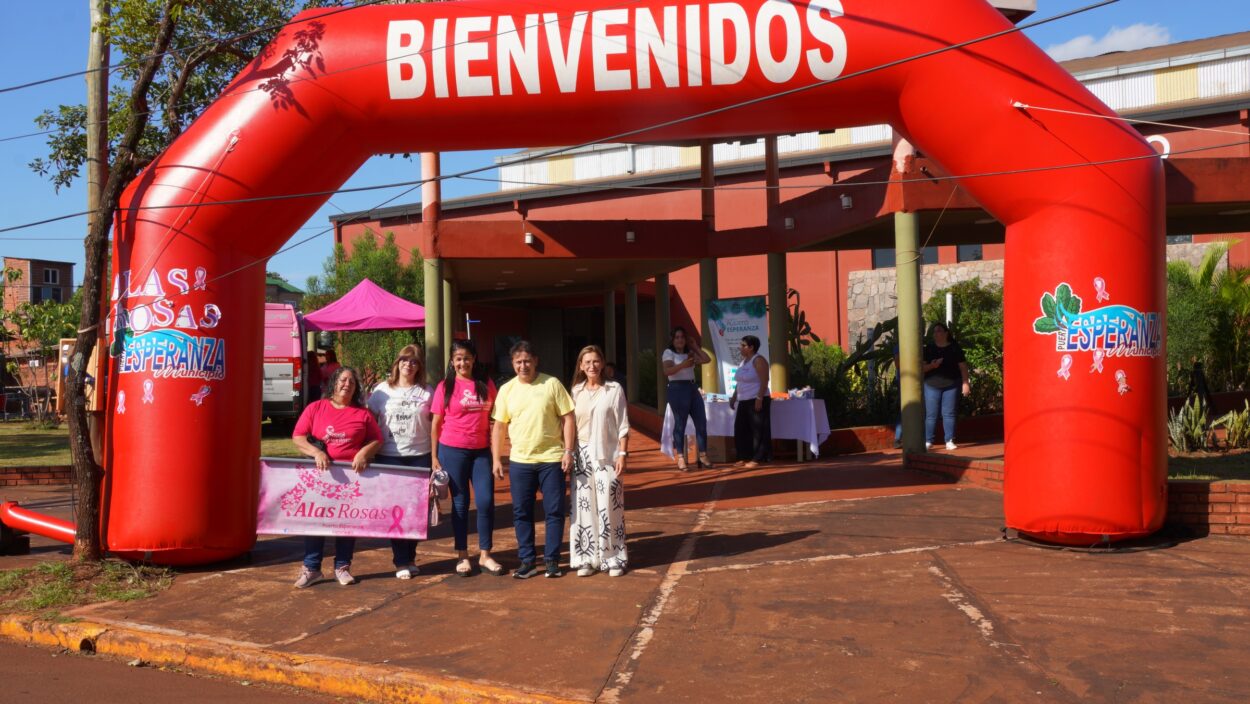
302;279;425;331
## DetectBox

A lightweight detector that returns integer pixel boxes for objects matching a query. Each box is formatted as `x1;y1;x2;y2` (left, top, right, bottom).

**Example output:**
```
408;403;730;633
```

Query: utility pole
68;0;111;560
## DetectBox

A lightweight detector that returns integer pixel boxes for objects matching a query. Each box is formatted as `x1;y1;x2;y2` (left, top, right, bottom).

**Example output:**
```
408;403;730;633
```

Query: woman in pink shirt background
290;366;381;588
431;339;504;577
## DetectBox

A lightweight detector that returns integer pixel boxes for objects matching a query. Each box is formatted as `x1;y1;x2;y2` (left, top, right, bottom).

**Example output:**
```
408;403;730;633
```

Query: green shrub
1165;263;1220;395
1214;401;1250;449
1168;396;1211;453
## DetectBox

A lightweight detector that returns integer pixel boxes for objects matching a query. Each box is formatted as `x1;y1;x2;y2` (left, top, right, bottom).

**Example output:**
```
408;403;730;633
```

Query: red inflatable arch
102;0;1164;563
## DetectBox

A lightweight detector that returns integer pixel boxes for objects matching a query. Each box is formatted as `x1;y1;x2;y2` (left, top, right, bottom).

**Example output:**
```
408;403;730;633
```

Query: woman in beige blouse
568;345;630;577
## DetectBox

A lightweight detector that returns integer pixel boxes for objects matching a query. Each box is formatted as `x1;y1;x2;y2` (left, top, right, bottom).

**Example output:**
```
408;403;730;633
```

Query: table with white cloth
660;398;831;460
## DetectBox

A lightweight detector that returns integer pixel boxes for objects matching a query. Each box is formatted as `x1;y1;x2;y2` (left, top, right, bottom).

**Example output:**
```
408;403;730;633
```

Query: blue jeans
303;536;355;571
667;381;707;453
924;383;959;444
439;445;495;552
377;453;431;567
509;461;565;564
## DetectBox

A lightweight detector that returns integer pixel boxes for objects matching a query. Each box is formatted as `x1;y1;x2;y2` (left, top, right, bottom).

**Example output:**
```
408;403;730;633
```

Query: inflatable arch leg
98;0;1163;563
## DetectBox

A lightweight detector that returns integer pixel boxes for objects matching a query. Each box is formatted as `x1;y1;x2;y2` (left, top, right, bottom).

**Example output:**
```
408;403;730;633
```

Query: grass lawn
0;420;300;467
0;560;173;616
1167;449;1250;481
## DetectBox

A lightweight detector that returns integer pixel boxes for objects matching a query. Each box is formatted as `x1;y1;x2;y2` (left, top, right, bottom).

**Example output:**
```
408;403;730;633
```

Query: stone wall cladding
846;243;1220;343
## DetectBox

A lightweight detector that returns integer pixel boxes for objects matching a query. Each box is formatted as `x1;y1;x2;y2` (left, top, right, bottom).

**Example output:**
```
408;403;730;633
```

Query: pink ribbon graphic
1115;370;1131;395
190;385;212;406
142;379;155;404
1090;350;1105;374
1094;277;1110;303
1057;354;1073;380
388;505;405;535
193;267;208;291
116;390;126;414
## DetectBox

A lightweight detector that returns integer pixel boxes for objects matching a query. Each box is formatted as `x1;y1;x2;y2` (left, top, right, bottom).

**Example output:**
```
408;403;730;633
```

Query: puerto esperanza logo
112;329;227;380
1032;282;1160;358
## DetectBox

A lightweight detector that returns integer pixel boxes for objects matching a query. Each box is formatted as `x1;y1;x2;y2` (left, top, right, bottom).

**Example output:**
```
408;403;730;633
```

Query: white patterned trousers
569;445;628;571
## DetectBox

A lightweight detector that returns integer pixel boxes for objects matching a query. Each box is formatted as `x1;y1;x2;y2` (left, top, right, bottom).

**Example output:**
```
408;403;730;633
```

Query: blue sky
1;0;1247;288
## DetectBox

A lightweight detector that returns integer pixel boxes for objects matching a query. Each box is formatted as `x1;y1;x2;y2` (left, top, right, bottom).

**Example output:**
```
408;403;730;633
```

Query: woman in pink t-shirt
291;366;381;588
431;339;502;577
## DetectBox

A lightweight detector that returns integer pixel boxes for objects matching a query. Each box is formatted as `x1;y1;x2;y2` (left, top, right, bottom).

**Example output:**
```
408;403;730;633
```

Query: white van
262;303;306;428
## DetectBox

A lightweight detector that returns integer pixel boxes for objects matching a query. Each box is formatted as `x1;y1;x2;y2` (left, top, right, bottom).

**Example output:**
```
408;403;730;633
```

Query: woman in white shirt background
568;345;630;577
661;326;714;471
729;335;772;468
367;344;434;579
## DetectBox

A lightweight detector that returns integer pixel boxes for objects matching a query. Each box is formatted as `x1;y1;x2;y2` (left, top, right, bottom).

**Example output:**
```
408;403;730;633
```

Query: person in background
729;335;771;468
305;350;323;402
491;340;576;579
923;323;971;451
367;344;434;580
320;349;341;394
568;345;630;577
662;326;713;471
431;339;505;577
290;366;380;588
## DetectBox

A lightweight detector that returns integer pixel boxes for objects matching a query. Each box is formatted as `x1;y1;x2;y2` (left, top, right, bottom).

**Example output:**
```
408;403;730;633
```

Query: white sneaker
946;440;958;451
293;567;322;589
395;565;419;580
577;566;595;577
924;442;933;450
608;567;625;578
335;565;357;586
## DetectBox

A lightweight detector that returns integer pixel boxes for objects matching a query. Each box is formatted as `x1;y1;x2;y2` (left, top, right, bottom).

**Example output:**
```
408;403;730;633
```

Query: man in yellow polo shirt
491;340;576;579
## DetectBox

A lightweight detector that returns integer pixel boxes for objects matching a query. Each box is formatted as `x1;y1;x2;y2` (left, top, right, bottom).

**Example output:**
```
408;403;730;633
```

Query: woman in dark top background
923;323;970;451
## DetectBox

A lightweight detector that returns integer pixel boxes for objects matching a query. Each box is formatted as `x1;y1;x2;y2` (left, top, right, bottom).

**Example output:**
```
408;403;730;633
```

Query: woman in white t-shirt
662;326;714;471
367;344;434;580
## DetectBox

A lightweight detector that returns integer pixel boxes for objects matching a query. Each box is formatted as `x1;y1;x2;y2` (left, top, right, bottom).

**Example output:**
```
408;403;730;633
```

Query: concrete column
625;282;640;403
699;259;719;392
895;211;925;454
603;289;617;364
767;252;789;393
423;258;443;375
654;273;670;412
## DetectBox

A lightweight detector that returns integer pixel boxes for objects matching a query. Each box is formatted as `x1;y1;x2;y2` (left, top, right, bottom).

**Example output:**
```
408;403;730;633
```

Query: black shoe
544;561;563;578
513;561;538;579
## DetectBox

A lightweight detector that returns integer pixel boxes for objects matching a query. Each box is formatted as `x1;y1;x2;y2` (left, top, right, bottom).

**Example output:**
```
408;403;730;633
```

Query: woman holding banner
662;327;714;471
569;345;630;577
368;344;434;580
730;336;772;468
431;339;505;577
291;366;381;588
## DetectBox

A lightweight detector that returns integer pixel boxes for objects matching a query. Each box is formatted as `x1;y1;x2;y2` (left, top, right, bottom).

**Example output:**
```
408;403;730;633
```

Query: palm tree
1167;242;1250;391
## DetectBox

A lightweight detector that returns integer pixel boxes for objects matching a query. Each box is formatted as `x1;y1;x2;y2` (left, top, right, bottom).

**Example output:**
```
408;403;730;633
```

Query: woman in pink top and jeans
431;340;504;577
290;366;381;588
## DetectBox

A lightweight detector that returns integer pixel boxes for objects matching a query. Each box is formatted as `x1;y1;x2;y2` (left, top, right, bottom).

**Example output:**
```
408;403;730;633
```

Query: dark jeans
439;445;495;552
667;380;708;453
924;383;959;443
734;397;772;462
509;460;565;564
303;536;355;571
377;453;431;567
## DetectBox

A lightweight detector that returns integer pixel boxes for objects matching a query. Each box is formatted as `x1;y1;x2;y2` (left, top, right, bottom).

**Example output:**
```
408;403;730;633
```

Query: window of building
957;244;983;262
1166;235;1193;244
31;286;62;304
42;268;59;284
872;247;938;269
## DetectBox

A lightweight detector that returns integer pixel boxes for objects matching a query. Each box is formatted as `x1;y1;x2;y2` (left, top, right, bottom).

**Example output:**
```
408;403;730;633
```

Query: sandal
676;456;688;472
455;558;473;577
480;558;506;576
698;453;715;469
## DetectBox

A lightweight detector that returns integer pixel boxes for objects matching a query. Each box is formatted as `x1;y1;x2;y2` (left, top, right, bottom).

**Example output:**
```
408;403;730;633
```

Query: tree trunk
67;0;180;562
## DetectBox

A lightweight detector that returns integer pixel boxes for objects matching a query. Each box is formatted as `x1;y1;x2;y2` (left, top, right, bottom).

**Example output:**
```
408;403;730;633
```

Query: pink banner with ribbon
257;458;430;540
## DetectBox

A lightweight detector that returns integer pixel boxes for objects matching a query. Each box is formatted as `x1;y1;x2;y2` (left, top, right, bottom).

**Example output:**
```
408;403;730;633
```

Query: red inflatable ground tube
1;502;76;545
105;0;1164;563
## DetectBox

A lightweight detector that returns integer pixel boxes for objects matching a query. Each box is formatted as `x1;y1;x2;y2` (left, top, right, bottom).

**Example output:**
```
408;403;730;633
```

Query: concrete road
0;640;349;703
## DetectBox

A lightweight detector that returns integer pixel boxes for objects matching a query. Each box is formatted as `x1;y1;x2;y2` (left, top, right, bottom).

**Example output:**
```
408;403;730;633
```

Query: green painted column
895;211;925;454
424;257;443;378
699;258;719;392
654;273;670;412
442;275;454;351
604;289;617;363
625;282;640;403
767;252;789;393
